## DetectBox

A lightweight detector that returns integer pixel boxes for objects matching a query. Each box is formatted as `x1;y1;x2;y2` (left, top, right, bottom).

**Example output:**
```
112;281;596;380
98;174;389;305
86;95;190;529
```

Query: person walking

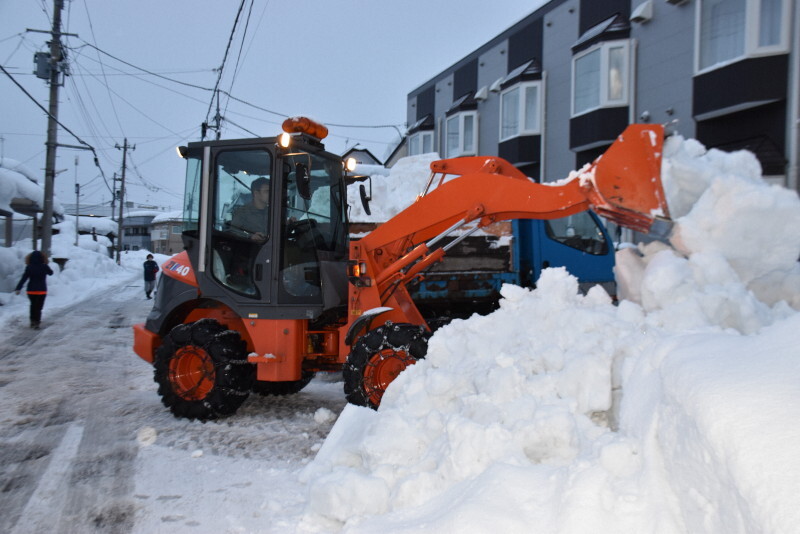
143;254;159;299
14;250;54;329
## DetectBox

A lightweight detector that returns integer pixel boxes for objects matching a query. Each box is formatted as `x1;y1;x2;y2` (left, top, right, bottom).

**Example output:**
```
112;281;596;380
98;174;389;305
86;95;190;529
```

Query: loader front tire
154;319;255;421
343;323;428;409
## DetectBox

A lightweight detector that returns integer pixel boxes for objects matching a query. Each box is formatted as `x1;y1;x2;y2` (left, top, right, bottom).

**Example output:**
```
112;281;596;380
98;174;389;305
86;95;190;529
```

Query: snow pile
300;136;800;533
0;231;166;320
348;153;439;223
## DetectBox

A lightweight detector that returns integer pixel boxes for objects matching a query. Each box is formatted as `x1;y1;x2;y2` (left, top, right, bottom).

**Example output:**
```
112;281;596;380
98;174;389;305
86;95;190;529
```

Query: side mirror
296;162;311;200
359;179;372;216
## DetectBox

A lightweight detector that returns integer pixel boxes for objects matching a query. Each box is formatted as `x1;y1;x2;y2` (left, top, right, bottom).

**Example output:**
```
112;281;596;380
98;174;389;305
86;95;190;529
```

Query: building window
500;82;542;141
572;40;629;117
171;224;182;234
445;111;478;158
408;131;434;156
697;0;789;73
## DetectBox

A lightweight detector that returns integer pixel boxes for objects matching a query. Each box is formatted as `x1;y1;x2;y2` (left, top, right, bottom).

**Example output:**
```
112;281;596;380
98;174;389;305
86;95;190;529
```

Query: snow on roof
0;157;39;183
54;215;118;236
125;209;165;219
0;162;64;217
151;210;183;224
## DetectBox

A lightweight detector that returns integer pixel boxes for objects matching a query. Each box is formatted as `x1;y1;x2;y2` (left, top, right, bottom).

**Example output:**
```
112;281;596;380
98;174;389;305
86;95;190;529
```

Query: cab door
203;143;276;306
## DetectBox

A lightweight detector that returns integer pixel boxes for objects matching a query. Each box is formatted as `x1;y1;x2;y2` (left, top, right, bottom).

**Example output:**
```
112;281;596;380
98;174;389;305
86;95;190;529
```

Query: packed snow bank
0;230;168;321
301;136;800;533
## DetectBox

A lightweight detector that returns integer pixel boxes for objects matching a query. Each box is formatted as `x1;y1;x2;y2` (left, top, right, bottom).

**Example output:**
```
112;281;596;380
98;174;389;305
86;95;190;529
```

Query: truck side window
211;149;272;297
545;212;609;255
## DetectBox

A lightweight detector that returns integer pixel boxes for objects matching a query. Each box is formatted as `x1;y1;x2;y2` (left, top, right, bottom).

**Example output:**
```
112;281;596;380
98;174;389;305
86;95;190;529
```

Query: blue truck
406;210;616;322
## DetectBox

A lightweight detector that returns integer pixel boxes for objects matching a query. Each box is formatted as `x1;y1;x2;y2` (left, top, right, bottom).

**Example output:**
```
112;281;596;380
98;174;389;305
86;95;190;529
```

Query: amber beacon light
281;116;329;140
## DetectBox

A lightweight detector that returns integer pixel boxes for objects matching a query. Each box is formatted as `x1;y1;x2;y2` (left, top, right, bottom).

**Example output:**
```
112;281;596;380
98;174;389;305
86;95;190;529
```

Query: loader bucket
580;124;671;234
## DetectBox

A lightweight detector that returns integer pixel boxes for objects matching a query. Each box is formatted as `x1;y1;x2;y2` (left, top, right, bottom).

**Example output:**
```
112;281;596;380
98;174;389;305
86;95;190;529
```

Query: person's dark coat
143;259;159;281
15;250;54;294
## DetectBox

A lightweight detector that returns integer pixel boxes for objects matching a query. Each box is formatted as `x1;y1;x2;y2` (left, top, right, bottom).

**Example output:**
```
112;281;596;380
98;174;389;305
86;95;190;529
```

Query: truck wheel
343;323;428;409
154;318;255;421
252;372;315;396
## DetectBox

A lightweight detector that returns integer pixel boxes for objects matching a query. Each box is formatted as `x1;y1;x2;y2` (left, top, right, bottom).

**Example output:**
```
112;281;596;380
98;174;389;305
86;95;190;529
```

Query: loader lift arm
348;124;670;320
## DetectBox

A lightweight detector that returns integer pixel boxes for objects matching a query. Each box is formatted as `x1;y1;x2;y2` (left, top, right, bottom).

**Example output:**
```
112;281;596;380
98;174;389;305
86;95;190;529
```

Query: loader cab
180;129;349;320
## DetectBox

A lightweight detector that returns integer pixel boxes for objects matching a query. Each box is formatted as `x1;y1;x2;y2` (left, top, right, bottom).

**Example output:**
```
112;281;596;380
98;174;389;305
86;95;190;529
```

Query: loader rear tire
154;318;255;421
343;323;428;409
251;371;315;396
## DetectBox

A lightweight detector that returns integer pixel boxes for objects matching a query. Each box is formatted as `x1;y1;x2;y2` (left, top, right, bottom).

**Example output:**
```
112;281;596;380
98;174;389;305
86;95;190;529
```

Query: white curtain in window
759;0;782;47
463;114;475;154
408;135;420;156
446;116;459;158
501;87;520;139
608;47;625;101
574;49;600;114
422;132;433;153
700;0;745;70
524;85;539;132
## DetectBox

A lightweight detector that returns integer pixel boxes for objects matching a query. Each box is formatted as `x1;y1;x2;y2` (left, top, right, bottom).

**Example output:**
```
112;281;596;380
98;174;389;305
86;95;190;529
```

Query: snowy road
0;279;347;533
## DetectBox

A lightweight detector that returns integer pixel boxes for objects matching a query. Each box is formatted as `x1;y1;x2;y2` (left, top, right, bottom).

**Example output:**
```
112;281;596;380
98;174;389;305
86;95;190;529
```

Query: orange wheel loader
132;118;670;420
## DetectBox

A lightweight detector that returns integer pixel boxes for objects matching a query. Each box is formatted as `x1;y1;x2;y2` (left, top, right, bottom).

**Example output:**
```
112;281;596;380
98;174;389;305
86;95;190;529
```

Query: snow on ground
1;133;799;533
299;135;800;533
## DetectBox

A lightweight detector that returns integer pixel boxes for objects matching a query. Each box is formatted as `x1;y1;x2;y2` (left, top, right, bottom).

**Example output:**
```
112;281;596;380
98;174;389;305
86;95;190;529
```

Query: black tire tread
343;322;428;409
153;319;254;421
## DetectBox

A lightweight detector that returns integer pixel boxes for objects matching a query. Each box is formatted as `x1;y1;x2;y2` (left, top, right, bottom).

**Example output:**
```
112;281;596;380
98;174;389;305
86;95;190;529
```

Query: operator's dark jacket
143;259;159;282
15;250;54;294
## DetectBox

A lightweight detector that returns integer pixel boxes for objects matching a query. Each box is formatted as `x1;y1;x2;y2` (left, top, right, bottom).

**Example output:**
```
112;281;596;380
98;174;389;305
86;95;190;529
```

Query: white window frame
408;130;435;156
499;81;543;142
695;0;791;74
445;111;478;158
571;40;630;117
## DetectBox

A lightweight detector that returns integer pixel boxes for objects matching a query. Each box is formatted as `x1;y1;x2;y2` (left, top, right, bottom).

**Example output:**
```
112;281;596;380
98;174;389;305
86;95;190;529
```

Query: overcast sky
1;1;546;211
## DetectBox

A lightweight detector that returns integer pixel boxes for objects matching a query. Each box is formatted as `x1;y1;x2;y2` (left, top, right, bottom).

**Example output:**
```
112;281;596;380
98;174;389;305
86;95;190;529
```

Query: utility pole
115;138;134;264
40;0;64;257
73;155;79;246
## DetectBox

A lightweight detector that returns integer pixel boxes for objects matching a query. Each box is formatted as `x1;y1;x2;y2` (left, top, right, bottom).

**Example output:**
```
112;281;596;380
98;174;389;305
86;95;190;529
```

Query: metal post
40;0;64;257
115;138;134;264
74;156;79;246
4;214;12;247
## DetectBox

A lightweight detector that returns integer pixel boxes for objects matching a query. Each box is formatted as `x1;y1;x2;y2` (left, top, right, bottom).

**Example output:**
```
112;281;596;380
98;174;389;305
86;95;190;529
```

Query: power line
205;0;248;133
0;63;106;175
66;39;406;132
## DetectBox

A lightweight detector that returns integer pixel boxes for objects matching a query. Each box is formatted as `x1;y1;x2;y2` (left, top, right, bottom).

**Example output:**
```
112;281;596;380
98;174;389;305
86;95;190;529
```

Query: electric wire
0;63;109;186
66;39;406;134
205;0;248;130
221;0;255;122
79;0;126;135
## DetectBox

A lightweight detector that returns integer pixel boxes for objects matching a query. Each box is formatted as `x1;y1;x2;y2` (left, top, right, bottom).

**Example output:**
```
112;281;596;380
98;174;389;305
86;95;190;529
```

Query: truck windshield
280;150;347;300
544;211;609;255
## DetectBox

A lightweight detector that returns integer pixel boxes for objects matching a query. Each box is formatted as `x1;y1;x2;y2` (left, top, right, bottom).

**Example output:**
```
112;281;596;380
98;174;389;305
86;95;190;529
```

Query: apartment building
404;0;798;191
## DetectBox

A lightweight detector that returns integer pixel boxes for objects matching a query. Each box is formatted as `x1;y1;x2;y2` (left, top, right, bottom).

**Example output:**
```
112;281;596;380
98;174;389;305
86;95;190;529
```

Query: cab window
280;151;347;299
210;149;272;297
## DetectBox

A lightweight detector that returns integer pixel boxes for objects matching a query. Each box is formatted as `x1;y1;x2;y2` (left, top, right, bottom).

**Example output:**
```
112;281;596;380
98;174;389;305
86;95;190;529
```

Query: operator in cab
231;176;270;242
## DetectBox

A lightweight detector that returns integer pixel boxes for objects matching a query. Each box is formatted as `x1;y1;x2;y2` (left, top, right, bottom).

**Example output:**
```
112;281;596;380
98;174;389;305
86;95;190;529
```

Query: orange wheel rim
169;346;215;401
363;348;416;406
